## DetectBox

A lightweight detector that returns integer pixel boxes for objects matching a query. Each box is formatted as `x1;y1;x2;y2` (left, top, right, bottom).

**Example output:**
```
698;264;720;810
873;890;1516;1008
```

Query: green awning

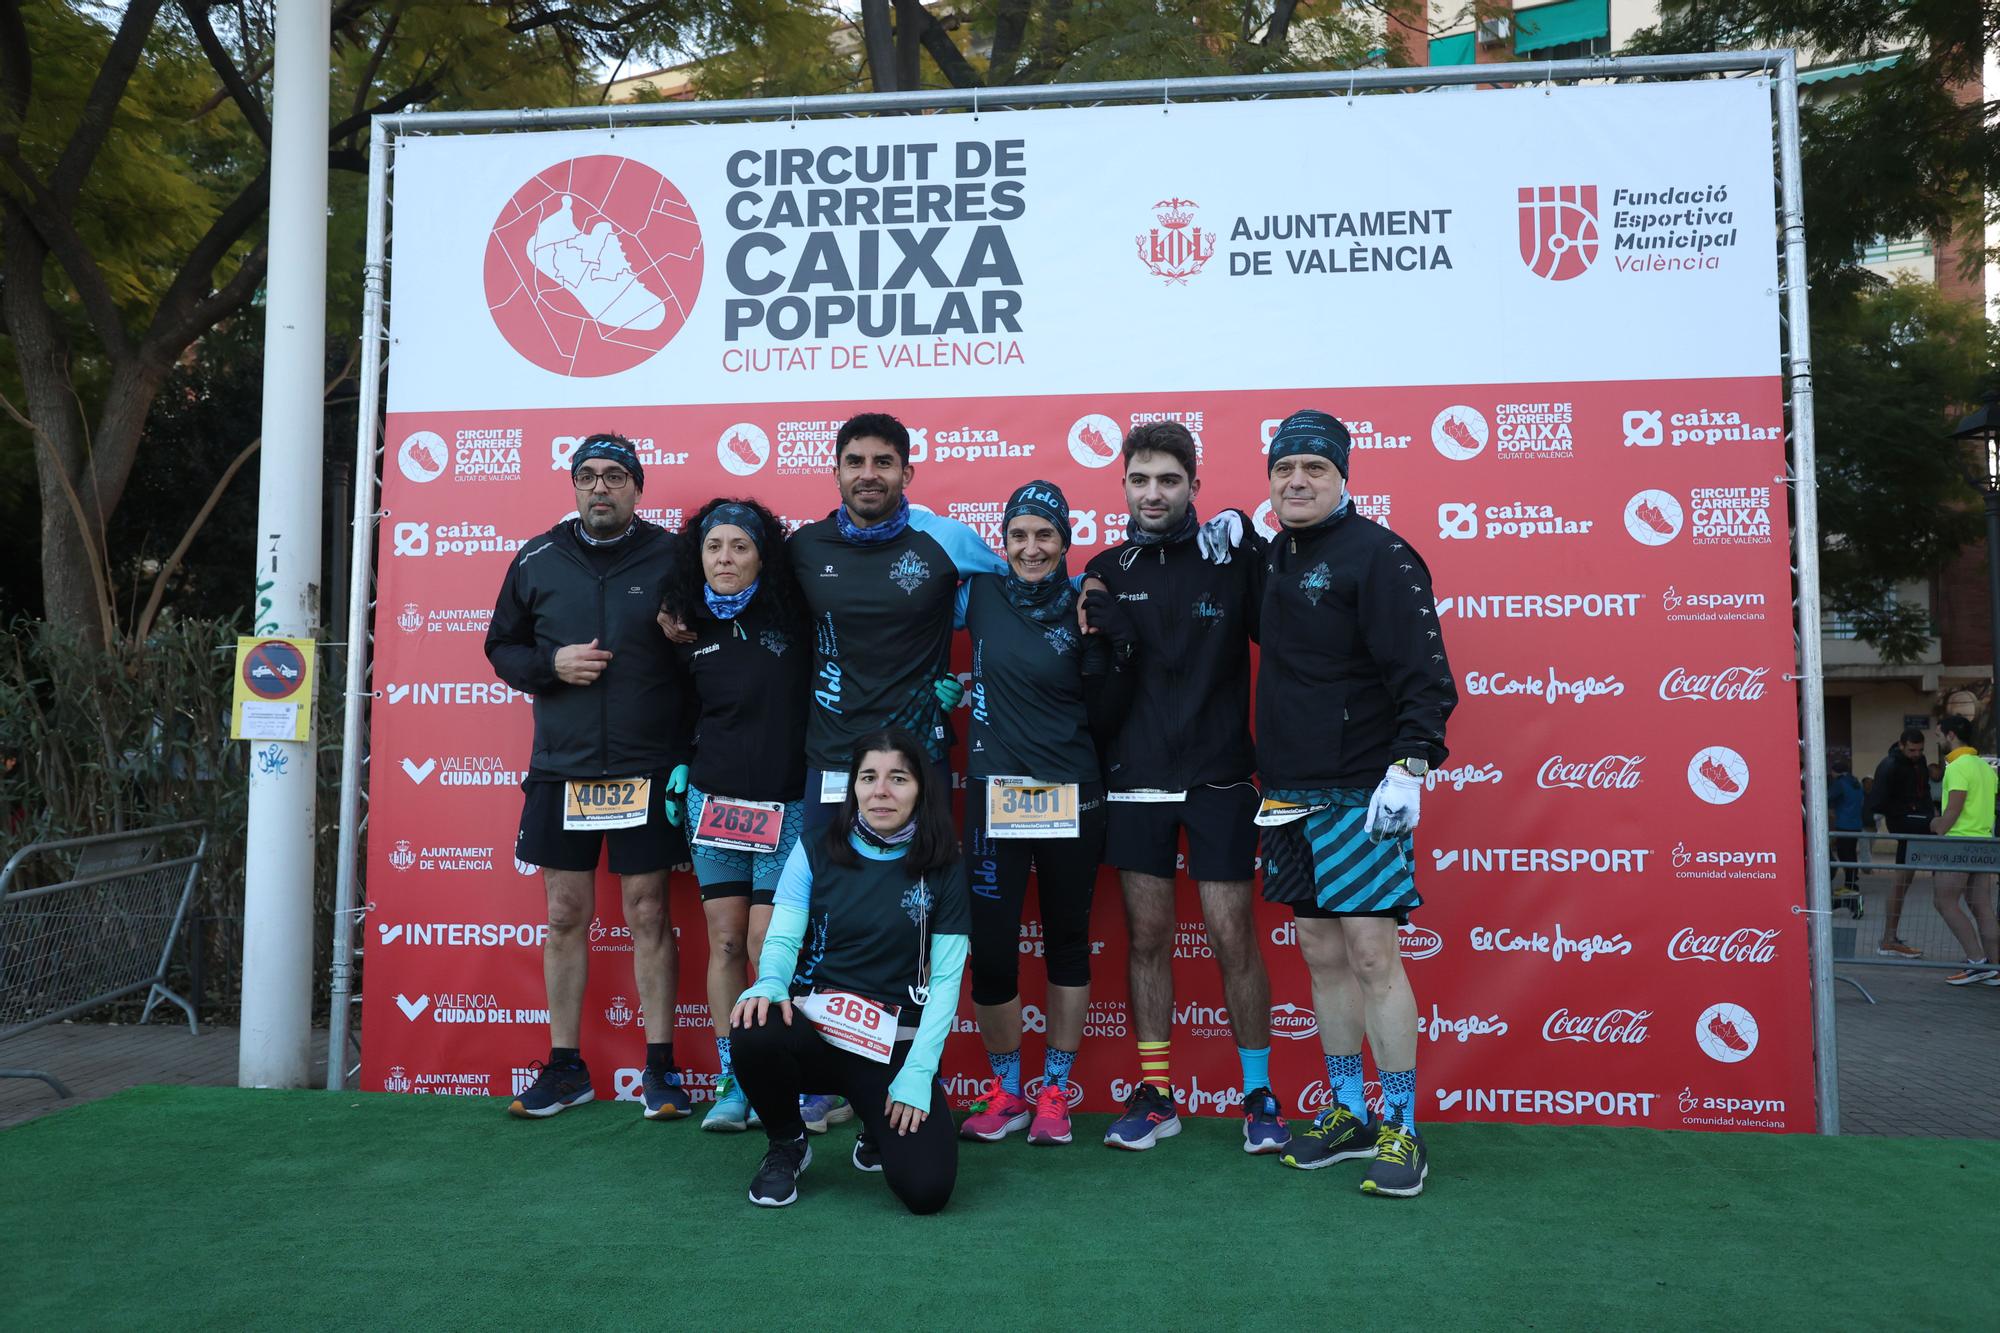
1429;33;1474;66
1799;54;1903;84
1514;0;1609;54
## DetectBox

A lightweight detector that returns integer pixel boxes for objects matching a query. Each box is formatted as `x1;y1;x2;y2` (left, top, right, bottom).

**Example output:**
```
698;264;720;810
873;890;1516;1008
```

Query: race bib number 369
563;776;651;831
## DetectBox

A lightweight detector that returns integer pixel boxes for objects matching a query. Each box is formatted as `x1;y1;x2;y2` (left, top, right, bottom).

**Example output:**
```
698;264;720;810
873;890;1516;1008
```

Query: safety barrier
1825;828;1999;1001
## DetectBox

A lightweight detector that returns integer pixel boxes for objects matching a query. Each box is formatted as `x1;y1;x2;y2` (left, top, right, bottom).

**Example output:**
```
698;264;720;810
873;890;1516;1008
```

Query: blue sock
1043;1047;1076;1090
1379;1067;1417;1132
988;1047;1022;1097
715;1036;733;1081
1326;1052;1368;1119
1238;1045;1271;1098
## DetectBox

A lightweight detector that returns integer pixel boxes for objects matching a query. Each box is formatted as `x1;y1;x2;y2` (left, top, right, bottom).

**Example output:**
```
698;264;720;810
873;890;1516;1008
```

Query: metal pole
239;0;330;1089
327;117;392;1092
1775;52;1837;1135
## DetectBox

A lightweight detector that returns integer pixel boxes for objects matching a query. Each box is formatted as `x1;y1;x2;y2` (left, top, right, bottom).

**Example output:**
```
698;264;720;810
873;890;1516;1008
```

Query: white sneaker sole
851;1141;883;1173
962;1111;1033;1142
1103;1116;1181;1150
1027;1121;1073;1145
1361;1162;1429;1198
749;1143;812;1207
508;1088;594;1119
702;1109;750;1133
803;1102;855;1133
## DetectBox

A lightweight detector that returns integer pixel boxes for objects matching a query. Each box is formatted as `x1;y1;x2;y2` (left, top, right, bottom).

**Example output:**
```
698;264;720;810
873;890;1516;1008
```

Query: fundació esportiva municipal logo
1136;197;1218;284
484;156;704;377
1519;185;1600;281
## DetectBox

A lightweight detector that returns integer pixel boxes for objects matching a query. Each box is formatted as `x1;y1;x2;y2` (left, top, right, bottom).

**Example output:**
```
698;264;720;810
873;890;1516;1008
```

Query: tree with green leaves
1626;0;1999;660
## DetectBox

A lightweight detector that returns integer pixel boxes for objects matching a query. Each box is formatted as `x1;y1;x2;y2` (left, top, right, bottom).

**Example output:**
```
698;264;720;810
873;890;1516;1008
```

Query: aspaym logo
1067;414;1122;469
398;430;448;484
1695;1002;1759;1063
1430;406;1488;461
1687;745;1749;805
483;155;704;377
1518;185;1600;281
1624;489;1684;545
716;423;770;476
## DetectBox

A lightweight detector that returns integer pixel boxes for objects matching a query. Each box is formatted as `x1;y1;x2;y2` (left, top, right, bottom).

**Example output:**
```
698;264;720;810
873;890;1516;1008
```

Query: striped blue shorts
1260;787;1422;919
685;785;806;895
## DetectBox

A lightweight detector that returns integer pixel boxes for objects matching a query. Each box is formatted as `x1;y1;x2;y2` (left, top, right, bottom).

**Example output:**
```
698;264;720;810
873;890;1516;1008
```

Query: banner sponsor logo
1431;405;1489;460
1423;762;1503;794
1438;501;1594;541
1437;847;1649;874
381;844;497;873
1462;668;1624;706
1609;183;1739;273
1173;920;1216;961
1659;585;1770;623
1437;1086;1657;1117
1436;592;1642;620
386;1067;494;1096
400;755;522;787
1537;754;1644;790
604;995;636;1029
1623;407;1780;448
1417;1005;1507;1042
1660;666;1769;703
1262;416;1411;453
1173;1001;1234;1039
1023;1076;1086;1106
1136;197;1218;284
399;427;524;484
390;522;530;559
1623;489;1684;544
1067;414;1122;468
394;992;548;1025
394;603;492;635
383;1065;413;1093
376;918;546;948
1016;919;1108;959
1269;1001;1319;1039
379;682;527;708
1083;1000;1130;1039
1676;1086;1788;1128
1694;1002;1759;1063
1541;1007;1652;1044
1296;1079;1385;1118
1493;401;1575;461
1668;927;1779;964
1687;745;1751;805
716;422;771;475
1669;841;1780;880
1690;485;1774;545
1397;924;1444;960
1518;185;1599;281
909;423;1033;465
1468;924;1635;960
398;430;449;483
588;916;636;954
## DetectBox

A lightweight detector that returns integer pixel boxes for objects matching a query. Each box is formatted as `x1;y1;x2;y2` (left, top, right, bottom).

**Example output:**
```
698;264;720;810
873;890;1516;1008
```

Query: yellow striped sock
1138;1040;1171;1092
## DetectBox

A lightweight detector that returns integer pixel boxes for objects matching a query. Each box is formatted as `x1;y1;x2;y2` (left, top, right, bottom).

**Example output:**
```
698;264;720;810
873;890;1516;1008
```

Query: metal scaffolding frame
329;51;1835;1134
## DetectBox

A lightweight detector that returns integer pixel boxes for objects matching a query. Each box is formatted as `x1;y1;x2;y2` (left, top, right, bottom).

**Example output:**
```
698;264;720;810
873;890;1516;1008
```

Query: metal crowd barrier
1825;827;2000;1003
0;822;207;1097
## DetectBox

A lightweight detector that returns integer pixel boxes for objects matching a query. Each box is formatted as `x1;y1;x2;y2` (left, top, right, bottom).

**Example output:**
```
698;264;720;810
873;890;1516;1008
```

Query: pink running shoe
1027;1082;1073;1145
958;1079;1031;1142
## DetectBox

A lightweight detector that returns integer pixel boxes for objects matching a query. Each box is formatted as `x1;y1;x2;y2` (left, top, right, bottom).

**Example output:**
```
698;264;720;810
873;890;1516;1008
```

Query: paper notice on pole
237;701;301;740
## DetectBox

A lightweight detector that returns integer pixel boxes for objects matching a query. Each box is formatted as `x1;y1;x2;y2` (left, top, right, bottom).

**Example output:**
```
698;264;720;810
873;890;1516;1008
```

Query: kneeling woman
662;498;810;1132
730;728;969;1212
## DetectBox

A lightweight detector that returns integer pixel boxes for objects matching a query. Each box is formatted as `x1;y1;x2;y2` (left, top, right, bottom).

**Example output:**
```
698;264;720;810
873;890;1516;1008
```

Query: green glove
664;764;690;826
934;675;965;710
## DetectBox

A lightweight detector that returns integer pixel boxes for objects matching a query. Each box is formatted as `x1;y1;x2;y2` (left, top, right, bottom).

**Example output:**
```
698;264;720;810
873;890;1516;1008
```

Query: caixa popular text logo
1518;185;1599;281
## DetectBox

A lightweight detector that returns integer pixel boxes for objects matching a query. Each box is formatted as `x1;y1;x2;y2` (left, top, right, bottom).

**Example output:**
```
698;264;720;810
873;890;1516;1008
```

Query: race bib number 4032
563;776;651;831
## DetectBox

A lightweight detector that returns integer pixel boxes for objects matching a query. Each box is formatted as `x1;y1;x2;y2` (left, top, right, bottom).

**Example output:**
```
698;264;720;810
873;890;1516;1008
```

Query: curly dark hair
662;496;806;631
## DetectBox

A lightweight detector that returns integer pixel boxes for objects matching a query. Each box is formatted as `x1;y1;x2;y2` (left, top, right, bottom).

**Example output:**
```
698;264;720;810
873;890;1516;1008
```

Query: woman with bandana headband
952;480;1134;1149
661;497;811;1132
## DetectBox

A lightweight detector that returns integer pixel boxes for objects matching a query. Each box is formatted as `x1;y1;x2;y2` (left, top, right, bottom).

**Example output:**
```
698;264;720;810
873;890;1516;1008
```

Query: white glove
1364;765;1423;841
1196;510;1246;565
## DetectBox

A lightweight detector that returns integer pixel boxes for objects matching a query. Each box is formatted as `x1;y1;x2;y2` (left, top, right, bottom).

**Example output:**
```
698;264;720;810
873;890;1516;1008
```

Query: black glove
1083;587;1138;657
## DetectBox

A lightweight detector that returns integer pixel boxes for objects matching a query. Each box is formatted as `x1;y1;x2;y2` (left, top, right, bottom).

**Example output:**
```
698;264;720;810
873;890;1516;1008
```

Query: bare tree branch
1262;0;1302;47
0;0;31;129
49;0;168;203
859;0;898;91
988;0;1032;81
146;168;270;353
181;1;272;144
0;145;136;358
920;13;983;88
350;2;407;129
329;73;440;143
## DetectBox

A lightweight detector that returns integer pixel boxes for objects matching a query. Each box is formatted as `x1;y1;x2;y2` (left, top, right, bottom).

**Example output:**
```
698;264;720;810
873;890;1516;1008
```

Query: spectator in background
1930;715;1999;986
1828;760;1864;895
1929;762;1945;807
1868;728;1935;958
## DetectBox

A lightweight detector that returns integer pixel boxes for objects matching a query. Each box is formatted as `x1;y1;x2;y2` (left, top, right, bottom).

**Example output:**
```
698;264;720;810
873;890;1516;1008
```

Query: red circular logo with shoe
484;156;704;377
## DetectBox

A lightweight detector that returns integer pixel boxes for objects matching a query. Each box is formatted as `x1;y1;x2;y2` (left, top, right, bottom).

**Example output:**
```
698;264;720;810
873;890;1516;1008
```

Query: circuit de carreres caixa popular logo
484;156;705;376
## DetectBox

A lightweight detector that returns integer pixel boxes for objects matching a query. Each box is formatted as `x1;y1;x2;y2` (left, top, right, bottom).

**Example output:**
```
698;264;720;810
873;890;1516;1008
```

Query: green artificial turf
1;1085;1991;1330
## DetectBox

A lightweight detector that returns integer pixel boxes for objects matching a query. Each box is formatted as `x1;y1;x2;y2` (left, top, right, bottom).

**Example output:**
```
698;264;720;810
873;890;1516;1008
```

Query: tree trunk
989;0;1033;79
860;0;898;91
893;0;924;92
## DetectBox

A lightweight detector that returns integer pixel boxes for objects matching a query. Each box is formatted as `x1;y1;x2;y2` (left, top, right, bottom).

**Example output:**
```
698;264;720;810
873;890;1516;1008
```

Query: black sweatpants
964;780;1107;1006
732;1013;958;1215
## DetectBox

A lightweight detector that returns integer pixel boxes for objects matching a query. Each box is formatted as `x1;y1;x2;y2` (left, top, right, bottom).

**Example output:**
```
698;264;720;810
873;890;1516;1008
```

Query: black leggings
964;779;1107;1006
732;1014;958;1215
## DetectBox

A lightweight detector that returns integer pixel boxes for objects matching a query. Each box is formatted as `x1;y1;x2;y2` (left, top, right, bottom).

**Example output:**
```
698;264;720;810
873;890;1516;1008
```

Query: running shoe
508;1059;593;1119
702;1075;751;1132
960;1080;1032;1142
748;1137;812;1207
852;1130;883;1173
1278;1106;1379;1170
1946;966;1999;986
1241;1087;1291;1155
800;1093;854;1133
1103;1083;1180;1150
1026;1082;1073;1146
1360;1124;1428;1198
1876;940;1923;959
1985;973;2000;988
641;1066;693;1120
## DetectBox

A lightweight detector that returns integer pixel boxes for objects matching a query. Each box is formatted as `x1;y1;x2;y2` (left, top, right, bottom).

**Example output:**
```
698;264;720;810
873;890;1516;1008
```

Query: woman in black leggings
955;480;1133;1147
731;727;969;1212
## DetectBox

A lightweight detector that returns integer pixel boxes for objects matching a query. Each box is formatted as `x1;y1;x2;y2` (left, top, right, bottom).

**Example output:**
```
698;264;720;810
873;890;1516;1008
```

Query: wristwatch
1393;758;1430;778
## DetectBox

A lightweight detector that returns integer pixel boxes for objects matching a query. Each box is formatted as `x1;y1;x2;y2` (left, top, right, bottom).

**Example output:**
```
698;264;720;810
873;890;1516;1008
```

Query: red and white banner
360;78;1813;1132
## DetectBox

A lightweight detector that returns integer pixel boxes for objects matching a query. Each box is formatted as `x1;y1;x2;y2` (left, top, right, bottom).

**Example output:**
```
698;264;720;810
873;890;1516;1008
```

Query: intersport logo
1541;1007;1652;1044
1436;592;1642;620
1659;665;1770;702
379;681;526;707
1435;847;1649;874
1537;754;1643;790
1437;1087;1656;1118
1668;927;1779;963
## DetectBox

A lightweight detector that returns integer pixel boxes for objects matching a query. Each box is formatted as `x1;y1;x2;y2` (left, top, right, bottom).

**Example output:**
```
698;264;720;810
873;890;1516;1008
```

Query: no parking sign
230;637;316;741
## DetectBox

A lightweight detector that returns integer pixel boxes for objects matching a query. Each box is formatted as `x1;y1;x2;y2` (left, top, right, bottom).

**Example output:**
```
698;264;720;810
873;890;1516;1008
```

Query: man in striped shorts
1253;410;1457;1196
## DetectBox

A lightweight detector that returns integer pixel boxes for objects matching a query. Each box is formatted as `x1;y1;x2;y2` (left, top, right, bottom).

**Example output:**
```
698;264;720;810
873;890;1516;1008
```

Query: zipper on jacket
596;571;610;776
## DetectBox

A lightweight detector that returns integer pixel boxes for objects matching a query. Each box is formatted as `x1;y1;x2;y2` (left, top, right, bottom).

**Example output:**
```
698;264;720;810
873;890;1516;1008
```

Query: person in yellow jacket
1929;715;1999;986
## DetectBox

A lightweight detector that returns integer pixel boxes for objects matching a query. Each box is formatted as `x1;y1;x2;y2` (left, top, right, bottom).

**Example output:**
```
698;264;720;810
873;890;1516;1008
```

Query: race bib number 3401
563;776;651;831
986;778;1080;839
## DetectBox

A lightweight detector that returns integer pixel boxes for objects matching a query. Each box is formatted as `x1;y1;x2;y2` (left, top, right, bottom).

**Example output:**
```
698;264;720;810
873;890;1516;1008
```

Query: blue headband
1005;480;1071;547
700;502;767;551
1267;411;1353;478
570;436;644;491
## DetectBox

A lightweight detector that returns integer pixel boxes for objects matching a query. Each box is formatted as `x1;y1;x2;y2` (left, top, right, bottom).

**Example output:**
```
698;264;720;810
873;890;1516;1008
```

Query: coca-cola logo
1659;665;1770;702
1537;754;1644;790
1541;1007;1652;1044
1398;924;1444;960
1295;1079;1384;1118
1668;927;1778;963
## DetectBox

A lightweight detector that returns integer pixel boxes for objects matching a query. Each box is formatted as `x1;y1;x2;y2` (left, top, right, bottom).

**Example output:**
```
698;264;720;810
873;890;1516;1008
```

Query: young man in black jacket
1868;727;1935;957
485;434;696;1122
1082;421;1287;1153
1255;410;1456;1197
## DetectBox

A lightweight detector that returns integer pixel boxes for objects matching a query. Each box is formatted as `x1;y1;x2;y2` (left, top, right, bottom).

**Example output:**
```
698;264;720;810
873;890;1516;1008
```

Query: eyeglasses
575;469;632;491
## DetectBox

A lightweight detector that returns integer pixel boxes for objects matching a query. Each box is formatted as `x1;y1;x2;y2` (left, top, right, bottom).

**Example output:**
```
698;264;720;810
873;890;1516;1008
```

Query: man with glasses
486;434;697;1121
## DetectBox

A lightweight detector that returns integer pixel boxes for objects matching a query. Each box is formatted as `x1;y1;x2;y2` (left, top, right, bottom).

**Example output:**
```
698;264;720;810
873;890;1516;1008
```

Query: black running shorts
1103;780;1260;882
515;768;691;875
